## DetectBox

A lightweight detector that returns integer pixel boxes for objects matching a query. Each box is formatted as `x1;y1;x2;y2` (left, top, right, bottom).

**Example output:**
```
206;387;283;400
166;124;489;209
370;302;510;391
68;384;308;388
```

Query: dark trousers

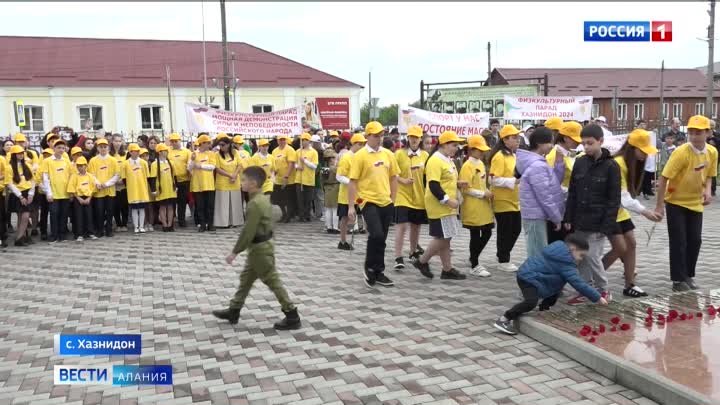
176;181;190;225
39;196;49;237
469;225;493;268
546;220;568;244
666;203;703;282
114;189;128;227
0;193;5;241
504;278;540;320
92;196;114;237
363;203;394;273
195;191;215;228
49;199;70;241
296;185;314;220
495;211;521;263
642;171;655;196
713;177;717;196
73;200;93;238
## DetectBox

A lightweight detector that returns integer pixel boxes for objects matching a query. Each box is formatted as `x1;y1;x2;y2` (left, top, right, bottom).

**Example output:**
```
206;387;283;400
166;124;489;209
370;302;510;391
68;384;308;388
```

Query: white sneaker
497;263;518;272
139;228;146;233
134;227;140;234
469;265;491;277
76;236;84;242
147;225;154;232
89;235;98;240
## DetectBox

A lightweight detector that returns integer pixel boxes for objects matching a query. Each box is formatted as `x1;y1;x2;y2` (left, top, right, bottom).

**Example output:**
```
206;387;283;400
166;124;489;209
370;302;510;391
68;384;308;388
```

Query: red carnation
708;307;717;316
588;337;596;343
592;330;599;336
668;310;679;319
610;326;617;332
646;307;653;315
680;313;688;321
598;324;606;333
579;325;592;336
644;316;652;323
697;312;703;318
657;314;665;321
610;316;621;325
620;323;631;331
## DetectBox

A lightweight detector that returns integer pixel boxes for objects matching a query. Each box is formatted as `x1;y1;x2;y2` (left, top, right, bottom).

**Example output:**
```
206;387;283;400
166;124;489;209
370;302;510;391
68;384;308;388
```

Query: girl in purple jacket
515;127;566;259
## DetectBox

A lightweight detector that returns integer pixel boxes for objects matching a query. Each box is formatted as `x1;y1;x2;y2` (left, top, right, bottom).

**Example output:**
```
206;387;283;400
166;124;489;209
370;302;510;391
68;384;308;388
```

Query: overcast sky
1;2;713;106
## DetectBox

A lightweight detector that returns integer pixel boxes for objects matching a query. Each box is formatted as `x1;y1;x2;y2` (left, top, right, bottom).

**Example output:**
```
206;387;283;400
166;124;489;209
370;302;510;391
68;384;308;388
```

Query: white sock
325;208;333;229
138;209;146;228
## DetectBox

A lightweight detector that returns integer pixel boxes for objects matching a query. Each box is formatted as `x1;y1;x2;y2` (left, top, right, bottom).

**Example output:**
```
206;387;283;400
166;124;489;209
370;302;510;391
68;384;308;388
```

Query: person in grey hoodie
515;127;566;259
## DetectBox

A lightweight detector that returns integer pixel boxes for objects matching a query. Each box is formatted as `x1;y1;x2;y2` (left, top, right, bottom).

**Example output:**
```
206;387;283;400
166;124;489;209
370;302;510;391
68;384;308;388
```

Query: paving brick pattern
2;196;710;404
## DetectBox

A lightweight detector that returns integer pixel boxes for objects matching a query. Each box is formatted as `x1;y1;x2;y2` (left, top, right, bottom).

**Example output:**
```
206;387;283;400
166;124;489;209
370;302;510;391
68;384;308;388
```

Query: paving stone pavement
2;196;716;405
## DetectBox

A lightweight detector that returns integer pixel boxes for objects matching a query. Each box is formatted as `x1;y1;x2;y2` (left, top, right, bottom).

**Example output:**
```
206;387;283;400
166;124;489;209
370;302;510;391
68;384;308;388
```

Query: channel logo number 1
651;21;672;42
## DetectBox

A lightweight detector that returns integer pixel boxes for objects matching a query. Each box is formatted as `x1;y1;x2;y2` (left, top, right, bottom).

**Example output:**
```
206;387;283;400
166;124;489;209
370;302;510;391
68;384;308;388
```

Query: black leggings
495;211;521;263
468;225;493;268
114;189;128;227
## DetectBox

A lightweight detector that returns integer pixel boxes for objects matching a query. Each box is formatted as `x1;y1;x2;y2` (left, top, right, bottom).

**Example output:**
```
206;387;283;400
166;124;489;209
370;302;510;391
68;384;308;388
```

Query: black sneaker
622;284;648;298
376;273;394;287
13;238;26;247
363;267;376;288
685;278;699;290
394;257;405;270
493;318;517;335
440;268;467;280
672;281;690;292
415;245;425;256
413;260;434;279
338;241;353;251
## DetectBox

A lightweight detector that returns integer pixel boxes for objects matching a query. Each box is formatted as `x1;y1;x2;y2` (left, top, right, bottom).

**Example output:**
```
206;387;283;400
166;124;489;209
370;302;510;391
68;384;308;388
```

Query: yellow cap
233;135;245;144
128;143;141;153
407;125;423;138
365;121;384;135
276;134;290;141
140;148;149;155
155;143;169;153
70;146;83;156
301;133;312;141
559;121;582;143
46;132;59;142
350;133;367;144
96;138;109;146
258;139;269;147
75;156;88;165
9;145;25;155
13;133;26;143
42;148;53;155
688;115;711;130
197;134;211;144
468;135;490;151
439;131;463;144
628;129;658;156
168;133;181;141
544;117;564;131
216;133;229;141
500;124;521;139
53;138;67;146
329;130;339;138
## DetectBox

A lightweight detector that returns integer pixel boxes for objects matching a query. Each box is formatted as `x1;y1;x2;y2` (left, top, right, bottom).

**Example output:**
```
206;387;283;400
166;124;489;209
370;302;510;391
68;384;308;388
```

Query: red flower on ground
610;326;617;332
579;325;592;336
680;313;688;320
668;310;679;319
598;324;606;333
620;323;631;331
708;307;717;316
697;312;703;318
610;316;621;325
646;307;653;315
589;337;596;343
657;314;665;321
592;330;599;336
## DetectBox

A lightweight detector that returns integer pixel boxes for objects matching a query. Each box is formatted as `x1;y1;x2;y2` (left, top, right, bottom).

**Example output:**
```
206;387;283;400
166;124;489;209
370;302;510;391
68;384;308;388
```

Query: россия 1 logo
584;21;672;42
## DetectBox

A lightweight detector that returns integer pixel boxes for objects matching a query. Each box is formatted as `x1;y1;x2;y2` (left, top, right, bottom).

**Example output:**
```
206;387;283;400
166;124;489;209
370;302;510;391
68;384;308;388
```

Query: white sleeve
187;161;194;172
621;190;645;214
8;184;21;197
492;176;516;189
104;174;119;187
200;164;216;171
42;172;53;198
466;188;485;198
336;174;350;184
303;159;317;170
28;181;36;197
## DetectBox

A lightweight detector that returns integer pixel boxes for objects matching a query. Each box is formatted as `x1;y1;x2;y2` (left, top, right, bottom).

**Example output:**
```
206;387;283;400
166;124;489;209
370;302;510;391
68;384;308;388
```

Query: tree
379;104;398;126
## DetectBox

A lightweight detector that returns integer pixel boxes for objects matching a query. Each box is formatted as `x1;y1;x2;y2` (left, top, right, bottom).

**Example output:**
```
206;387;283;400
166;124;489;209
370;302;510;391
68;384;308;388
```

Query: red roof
491;68;720;99
0;36;363;88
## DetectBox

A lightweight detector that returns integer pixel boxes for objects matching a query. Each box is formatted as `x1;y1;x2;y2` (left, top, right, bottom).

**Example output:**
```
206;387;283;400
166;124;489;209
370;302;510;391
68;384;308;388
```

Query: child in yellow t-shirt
121;144;150;233
67;156;97;241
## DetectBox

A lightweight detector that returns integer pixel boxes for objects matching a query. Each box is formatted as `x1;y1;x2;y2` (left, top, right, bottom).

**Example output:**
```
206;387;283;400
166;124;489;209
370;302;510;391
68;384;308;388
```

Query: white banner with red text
185;103;303;137
503;96;593;121
397;106;490;137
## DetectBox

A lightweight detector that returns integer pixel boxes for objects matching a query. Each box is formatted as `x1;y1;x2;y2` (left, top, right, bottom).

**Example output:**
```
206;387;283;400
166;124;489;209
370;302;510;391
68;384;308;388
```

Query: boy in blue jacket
494;234;608;335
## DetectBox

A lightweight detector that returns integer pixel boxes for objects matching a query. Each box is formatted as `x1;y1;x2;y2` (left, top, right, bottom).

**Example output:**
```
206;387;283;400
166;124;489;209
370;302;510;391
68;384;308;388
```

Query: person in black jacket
563;124;621;305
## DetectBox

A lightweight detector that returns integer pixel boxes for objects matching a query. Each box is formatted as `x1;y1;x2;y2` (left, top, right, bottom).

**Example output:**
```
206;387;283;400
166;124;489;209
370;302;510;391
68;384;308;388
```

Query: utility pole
659;60;665;134
707;0;716;118
165;64;174;133
487;42;492;85
220;0;230;111
611;85;619;127
201;0;208;106
231;52;237;112
368;70;372;121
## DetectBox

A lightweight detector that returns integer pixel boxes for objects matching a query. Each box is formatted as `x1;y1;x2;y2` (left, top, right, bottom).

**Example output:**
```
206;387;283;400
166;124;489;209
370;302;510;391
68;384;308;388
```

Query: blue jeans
522;218;548;259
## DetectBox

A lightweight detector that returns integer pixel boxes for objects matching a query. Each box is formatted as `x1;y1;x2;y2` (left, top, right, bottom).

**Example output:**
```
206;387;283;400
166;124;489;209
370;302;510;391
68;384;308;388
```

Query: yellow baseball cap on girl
9;145;24;155
258;139;269;147
96;138;109;146
627;129;658;155
407;125;423;138
42;148;53;155
13;133;27;143
75;156;88;165
559;121;582;143
168;133;181;141
216;133;229;140
365;121;384;135
128;143;141;152
468;135;490;151
276;134;290;141
544;117;563;130
233;135;245;144
301;133;312;141
688;115;711;130
350;133;367;144
140;148;149;155
71;146;83;156
329;131;340;138
439;130;463;144
197;134;211;144
155;143;169;153
500;124;521;138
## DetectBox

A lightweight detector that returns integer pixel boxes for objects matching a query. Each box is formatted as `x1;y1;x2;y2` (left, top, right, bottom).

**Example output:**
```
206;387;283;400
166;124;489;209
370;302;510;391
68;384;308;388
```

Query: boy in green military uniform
213;166;301;330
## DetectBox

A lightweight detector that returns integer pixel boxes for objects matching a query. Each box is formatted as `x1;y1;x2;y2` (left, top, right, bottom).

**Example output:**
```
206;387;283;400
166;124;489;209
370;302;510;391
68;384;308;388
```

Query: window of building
616;103;627;121
140;105;163;130
672;103;682;120
662;103;669;120
695;103;705;116
252;104;273;114
592;103;600;118
22;105;44;132
633;103;644;120
78;105;103;131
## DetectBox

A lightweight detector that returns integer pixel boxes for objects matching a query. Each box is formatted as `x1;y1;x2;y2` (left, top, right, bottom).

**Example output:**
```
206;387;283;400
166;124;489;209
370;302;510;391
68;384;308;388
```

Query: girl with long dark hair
110;134;129;231
6;145;36;246
149;144;177;231
213;136;244;228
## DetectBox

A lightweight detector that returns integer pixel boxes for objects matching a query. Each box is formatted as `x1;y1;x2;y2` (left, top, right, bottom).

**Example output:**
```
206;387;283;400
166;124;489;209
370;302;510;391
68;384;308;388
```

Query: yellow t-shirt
5;160;34;192
112;153;127;191
460;158;494;227
295;147;319;187
614;156;632;222
662;143;719;212
272;146;297;185
121;158;150;204
88;154;118;198
424;153;458;219
337;151;353;205
0;155;5;192
67;173;97;198
489;152;519;213
40;156;71;200
190;151;217;192
249;152;275;193
149;159;177;201
169;148;191;182
546;147;573;189
395;148;428;210
349;146;400;208
215;151;242;191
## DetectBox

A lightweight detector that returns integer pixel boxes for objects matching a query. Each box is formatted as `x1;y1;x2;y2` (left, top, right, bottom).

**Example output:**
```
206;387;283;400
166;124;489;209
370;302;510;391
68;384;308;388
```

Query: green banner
426;85;539;118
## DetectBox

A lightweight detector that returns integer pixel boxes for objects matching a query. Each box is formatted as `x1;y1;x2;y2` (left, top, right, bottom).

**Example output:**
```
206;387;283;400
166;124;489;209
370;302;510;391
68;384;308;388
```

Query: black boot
274;308;301;330
212;308;240;324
